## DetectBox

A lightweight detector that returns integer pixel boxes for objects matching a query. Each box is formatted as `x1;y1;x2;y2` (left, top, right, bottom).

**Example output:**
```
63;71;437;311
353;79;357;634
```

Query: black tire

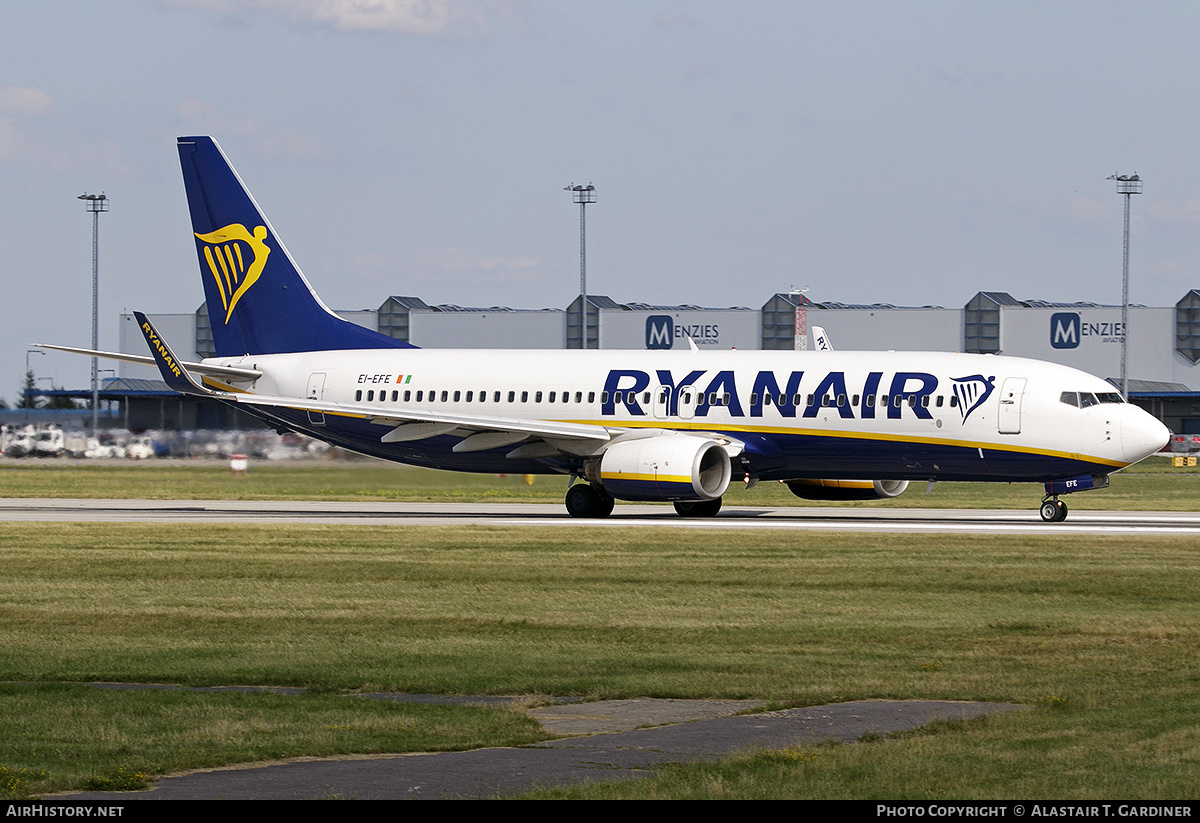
566;484;614;519
1040;500;1067;523
674;497;722;517
566;484;598;518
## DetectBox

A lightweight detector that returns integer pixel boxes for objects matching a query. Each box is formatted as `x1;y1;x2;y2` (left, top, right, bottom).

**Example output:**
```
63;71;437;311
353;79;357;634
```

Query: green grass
1;523;1199;797
0;454;1197;510
0;684;545;798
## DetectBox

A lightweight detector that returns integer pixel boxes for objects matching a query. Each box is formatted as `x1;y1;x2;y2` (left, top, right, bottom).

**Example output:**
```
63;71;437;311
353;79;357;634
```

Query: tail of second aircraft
177;136;412;357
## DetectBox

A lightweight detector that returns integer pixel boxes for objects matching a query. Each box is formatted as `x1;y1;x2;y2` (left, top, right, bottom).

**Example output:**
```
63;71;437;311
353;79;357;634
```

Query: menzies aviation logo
950;374;995;424
1051;312;1081;349
195;224;272;323
646;315;674;349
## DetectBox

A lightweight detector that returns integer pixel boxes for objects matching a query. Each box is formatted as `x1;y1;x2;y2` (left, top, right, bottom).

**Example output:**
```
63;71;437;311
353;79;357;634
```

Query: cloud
0;86;54;117
1148;199;1200;229
178;99;320;157
156;0;521;37
0;117;134;178
1069;197;1112;225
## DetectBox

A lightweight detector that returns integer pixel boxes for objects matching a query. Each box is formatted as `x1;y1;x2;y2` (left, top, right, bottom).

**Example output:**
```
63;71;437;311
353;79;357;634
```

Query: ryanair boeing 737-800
39;137;1170;522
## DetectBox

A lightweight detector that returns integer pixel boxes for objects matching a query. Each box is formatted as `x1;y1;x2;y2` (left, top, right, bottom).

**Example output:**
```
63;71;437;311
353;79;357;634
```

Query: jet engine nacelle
786;478;910;501
589;435;732;502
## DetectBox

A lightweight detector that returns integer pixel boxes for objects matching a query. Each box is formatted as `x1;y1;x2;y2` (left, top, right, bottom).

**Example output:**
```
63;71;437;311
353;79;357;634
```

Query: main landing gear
673;498;723;517
565;483;615;519
564;484;725;519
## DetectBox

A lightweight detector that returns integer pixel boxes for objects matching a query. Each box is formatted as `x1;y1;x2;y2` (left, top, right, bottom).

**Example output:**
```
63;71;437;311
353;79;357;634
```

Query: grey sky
2;0;1197;402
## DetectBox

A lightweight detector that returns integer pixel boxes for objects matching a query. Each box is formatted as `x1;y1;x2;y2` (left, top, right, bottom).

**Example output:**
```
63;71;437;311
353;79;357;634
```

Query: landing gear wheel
1039;499;1068;523
565;484;613;519
673;497;722;518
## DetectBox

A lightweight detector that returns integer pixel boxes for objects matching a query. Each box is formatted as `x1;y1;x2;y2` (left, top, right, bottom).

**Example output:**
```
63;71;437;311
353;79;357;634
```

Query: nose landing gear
1039;497;1068;523
1038;474;1109;523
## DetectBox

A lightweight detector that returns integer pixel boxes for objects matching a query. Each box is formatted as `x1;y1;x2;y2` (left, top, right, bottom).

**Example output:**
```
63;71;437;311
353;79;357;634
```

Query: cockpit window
1079;392;1099;408
1060;392;1078;407
1097;392;1123;404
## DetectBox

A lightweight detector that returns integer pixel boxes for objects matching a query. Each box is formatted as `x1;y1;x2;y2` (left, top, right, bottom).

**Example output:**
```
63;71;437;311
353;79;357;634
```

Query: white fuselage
206;347;1168;482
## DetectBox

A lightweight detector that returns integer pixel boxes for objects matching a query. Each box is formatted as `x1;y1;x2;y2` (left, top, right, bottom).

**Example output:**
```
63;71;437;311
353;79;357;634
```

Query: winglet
812;325;834;352
134;311;214;397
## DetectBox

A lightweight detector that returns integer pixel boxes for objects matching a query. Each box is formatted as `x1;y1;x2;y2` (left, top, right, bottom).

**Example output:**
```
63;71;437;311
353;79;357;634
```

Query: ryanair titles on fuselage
600;368;993;423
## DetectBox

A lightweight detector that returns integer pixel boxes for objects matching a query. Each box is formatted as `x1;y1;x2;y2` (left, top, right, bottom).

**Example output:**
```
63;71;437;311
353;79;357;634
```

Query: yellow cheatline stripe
188;399;1121;469
600;472;692;484
200;377;249;394
560;417;1124;468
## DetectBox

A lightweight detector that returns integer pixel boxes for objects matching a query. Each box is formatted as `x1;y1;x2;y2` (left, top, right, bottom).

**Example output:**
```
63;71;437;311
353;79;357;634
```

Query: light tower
78;192;108;434
564;183;596;348
1107;173;1141;400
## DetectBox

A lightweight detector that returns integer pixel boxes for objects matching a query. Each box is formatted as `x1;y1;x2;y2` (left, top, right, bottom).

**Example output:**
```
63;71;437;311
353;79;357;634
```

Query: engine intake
591;435;732;502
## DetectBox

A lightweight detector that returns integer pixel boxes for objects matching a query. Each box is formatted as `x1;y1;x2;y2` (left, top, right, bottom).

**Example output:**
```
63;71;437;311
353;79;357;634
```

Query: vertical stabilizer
177;136;411;356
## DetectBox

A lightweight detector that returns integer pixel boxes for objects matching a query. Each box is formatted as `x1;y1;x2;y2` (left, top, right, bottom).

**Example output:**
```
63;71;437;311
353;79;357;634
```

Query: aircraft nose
1121;405;1170;464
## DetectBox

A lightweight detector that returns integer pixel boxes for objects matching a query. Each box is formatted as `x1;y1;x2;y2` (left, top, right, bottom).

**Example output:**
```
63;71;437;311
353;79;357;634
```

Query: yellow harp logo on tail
194;224;271;324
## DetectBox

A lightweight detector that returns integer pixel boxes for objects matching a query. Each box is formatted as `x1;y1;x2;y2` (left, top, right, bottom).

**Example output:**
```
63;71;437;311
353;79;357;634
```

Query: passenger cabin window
355;390;362;401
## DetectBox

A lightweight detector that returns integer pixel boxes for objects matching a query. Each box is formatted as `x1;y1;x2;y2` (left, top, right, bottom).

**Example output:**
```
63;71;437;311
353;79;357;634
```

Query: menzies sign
1050;312;1123;350
646;314;723;349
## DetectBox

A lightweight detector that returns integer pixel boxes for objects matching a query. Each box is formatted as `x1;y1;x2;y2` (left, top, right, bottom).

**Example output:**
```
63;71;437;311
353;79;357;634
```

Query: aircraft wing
231;391;615;443
131;312;616;450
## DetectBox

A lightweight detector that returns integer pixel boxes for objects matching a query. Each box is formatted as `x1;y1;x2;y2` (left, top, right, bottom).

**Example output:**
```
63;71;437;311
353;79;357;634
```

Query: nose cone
1121;405;1170;464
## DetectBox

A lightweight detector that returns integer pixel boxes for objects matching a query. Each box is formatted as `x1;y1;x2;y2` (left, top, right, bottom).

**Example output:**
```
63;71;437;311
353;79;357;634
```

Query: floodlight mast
1107;173;1141;401
78;192;108;434
565;183;596;348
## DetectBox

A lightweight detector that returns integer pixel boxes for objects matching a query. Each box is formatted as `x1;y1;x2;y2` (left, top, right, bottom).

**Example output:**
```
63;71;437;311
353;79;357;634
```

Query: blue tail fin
177;136;412;356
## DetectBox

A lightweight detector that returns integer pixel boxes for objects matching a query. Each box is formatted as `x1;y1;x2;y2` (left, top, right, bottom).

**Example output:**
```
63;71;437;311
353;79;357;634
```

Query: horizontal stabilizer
33;343;262;381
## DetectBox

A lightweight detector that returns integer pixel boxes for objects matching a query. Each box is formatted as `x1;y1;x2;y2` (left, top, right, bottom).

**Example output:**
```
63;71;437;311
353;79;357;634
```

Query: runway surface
2;497;1199;535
